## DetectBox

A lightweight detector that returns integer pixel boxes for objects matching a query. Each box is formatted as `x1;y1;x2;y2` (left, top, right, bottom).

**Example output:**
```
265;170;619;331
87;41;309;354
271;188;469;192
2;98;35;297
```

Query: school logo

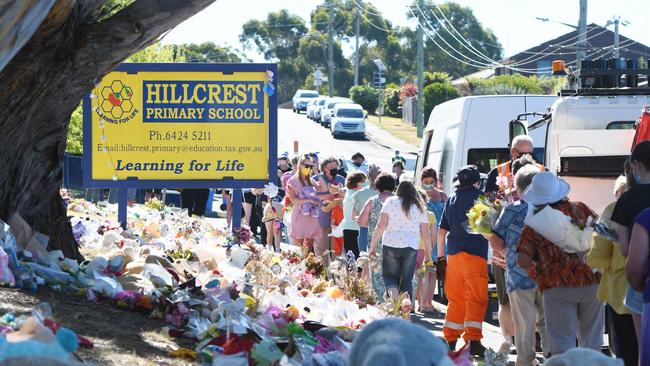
98;80;136;123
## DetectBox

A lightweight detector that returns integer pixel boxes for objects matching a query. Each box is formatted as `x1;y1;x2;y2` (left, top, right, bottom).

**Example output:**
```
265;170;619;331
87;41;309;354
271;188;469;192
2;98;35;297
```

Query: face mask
422;183;435;191
634;173;642;184
329;169;337;177
300;167;311;176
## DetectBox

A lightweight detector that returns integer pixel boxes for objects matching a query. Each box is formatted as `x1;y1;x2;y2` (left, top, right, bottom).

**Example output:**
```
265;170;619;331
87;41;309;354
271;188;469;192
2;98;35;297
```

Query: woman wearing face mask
286;154;322;254
418;167;447;313
313;157;346;261
612;140;650;357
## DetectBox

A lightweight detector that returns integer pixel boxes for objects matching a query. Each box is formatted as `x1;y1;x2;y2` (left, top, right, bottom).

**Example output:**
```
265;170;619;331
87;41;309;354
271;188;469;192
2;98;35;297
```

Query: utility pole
416;0;424;138
576;0;587;71
614;17;620;59
327;0;335;97
354;7;360;86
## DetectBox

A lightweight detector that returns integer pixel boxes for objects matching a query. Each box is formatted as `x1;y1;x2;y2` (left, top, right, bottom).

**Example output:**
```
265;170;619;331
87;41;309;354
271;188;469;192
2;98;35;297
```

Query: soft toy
348;318;454;366
0;247;16;286
300;186;319;217
0;316;79;362
544;348;624;366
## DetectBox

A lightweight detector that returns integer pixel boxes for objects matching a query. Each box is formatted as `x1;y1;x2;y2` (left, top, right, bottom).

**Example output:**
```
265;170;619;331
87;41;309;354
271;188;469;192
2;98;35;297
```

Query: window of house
536;60;552;76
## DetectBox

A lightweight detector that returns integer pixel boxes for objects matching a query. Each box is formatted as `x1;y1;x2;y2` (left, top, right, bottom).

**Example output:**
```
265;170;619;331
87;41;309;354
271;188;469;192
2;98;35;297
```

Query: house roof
503;23;650;64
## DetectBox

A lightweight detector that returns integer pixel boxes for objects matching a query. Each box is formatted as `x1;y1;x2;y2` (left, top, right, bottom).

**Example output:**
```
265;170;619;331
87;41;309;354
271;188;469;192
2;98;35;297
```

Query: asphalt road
277;108;400;172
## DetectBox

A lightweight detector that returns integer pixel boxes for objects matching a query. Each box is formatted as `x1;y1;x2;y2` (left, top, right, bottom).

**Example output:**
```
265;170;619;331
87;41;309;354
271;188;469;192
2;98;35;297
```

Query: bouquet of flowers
417;259;436;275
225;226;253;249
465;195;503;237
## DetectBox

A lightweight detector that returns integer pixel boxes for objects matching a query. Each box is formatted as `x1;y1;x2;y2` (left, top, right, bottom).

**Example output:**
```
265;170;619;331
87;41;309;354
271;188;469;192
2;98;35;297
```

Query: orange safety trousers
443;252;488;342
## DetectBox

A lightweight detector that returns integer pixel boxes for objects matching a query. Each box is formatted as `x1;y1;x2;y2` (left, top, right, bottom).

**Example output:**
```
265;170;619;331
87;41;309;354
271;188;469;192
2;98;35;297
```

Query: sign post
84;63;278;229
373;59;387;124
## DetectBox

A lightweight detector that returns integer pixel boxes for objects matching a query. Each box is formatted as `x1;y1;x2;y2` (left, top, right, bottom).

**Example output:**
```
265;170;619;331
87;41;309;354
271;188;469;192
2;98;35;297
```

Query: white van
512;91;646;214
415;95;556;194
330;103;365;139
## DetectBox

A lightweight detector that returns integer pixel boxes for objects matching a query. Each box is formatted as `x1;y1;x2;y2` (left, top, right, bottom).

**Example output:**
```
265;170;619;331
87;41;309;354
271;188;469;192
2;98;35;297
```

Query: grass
366;114;422;147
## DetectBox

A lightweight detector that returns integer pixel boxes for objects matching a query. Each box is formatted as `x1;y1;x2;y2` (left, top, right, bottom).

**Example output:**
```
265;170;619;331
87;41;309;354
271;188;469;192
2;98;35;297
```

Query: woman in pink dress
286;154;322;253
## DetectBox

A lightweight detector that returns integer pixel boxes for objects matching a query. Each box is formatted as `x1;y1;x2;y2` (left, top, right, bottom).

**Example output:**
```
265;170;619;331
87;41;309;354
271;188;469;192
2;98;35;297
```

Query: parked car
292;90;319;113
320;97;352;127
307;97;326;120
330;103;366;139
309;97;328;121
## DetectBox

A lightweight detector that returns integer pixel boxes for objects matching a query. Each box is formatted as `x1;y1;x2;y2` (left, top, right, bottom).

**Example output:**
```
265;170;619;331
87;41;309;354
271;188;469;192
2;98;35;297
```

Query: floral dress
367;196;386;301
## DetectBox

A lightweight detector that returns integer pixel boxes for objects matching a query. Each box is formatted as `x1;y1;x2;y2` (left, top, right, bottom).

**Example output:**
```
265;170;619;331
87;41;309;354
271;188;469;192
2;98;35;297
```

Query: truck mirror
509;120;528;145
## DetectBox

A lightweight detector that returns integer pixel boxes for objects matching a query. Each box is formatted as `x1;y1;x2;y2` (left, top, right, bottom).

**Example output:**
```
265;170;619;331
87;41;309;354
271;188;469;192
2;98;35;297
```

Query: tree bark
0;0;216;260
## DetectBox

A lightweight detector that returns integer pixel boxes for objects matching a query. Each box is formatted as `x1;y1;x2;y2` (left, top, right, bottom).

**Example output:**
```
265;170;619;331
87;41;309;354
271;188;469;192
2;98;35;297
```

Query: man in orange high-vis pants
437;165;489;357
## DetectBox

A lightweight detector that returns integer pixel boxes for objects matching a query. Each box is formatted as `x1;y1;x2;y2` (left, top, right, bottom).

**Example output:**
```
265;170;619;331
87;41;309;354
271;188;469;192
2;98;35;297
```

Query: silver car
320;97;353;127
292;89;319;113
308;97;328;121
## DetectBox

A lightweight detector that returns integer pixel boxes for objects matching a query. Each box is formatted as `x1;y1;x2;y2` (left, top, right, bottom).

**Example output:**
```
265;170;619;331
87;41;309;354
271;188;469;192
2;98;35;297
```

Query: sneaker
469;341;486;357
447;340;457;351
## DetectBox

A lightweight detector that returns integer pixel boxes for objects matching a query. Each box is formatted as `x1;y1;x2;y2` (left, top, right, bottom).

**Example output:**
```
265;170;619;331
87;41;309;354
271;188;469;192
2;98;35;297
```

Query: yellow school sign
83;63;278;188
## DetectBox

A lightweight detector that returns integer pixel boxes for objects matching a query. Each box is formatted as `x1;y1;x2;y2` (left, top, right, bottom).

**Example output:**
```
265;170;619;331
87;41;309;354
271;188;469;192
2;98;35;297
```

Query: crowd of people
269;138;650;365
84;139;650;364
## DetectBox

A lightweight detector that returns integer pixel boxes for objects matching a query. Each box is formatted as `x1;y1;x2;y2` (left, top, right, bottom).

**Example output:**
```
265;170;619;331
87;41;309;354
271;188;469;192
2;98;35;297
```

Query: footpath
364;120;419;155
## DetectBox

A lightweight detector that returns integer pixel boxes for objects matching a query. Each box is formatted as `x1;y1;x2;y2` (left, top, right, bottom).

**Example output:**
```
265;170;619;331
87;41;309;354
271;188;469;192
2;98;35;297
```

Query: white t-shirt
380;196;428;250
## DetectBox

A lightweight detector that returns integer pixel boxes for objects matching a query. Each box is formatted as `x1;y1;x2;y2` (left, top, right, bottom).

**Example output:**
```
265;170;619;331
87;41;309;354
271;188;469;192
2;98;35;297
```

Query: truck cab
511;90;643;213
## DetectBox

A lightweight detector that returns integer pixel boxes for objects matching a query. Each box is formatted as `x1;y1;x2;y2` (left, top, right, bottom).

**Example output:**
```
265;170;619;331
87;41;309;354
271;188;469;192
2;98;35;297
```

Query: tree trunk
0;0;216;260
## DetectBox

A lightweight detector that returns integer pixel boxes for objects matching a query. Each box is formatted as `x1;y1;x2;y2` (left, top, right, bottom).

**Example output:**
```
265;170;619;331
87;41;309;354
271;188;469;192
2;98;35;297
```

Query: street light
535;17;578;30
373;58;387;72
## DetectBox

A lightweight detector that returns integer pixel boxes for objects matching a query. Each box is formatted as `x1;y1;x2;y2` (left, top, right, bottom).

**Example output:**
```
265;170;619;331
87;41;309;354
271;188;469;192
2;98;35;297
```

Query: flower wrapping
524;206;594;253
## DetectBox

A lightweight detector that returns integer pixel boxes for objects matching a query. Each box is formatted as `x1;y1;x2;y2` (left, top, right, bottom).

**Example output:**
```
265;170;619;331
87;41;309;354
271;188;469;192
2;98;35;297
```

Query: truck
415;95;556;194
510;89;644;214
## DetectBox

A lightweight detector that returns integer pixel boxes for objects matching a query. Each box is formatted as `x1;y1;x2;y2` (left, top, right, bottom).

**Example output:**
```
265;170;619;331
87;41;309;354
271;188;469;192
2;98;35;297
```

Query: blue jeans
382;246;418;300
358;227;368;252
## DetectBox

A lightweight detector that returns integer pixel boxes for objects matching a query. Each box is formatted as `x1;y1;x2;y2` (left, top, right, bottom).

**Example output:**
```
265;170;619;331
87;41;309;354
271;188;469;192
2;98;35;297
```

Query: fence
401;96;416;125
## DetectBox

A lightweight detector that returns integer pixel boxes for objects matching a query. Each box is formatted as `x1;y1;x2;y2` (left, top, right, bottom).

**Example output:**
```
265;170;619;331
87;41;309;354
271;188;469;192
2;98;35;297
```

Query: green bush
349;85;380;114
424;71;452;86
462;74;546;96
423;82;459;118
66;104;83;155
382;87;401;117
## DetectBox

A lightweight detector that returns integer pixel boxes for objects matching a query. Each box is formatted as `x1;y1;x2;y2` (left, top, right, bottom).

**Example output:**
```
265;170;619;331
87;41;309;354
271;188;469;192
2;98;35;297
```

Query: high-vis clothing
443;252;489;342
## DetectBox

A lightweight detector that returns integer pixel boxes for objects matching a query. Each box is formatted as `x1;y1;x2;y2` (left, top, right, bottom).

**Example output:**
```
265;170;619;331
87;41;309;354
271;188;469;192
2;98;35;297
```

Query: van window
467;148;545;173
336;109;364;118
439;128;458;189
318;99;326;105
327;102;337;108
300;92;319;98
606;121;635;130
421;131;433;167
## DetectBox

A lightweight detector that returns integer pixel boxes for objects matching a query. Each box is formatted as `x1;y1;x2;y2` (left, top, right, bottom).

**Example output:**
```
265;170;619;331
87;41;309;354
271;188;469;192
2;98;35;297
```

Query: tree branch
78;0;216;74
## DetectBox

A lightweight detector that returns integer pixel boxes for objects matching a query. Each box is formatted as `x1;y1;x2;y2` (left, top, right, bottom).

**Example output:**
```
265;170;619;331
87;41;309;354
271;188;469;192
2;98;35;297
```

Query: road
277;108;403;172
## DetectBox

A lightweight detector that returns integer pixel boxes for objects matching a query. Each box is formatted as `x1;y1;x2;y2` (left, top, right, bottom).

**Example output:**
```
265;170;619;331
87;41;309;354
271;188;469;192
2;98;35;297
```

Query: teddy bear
300;186;320;217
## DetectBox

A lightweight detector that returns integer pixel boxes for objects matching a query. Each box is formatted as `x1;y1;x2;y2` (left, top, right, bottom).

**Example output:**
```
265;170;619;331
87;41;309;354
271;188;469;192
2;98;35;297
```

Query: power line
350;0;382;17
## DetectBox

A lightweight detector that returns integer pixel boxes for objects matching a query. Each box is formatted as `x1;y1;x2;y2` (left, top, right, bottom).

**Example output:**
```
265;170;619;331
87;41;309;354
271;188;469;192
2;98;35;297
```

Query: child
263;196;284;252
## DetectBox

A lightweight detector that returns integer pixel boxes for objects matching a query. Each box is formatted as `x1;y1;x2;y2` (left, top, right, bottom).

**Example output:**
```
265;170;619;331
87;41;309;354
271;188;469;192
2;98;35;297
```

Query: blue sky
161;0;650;62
